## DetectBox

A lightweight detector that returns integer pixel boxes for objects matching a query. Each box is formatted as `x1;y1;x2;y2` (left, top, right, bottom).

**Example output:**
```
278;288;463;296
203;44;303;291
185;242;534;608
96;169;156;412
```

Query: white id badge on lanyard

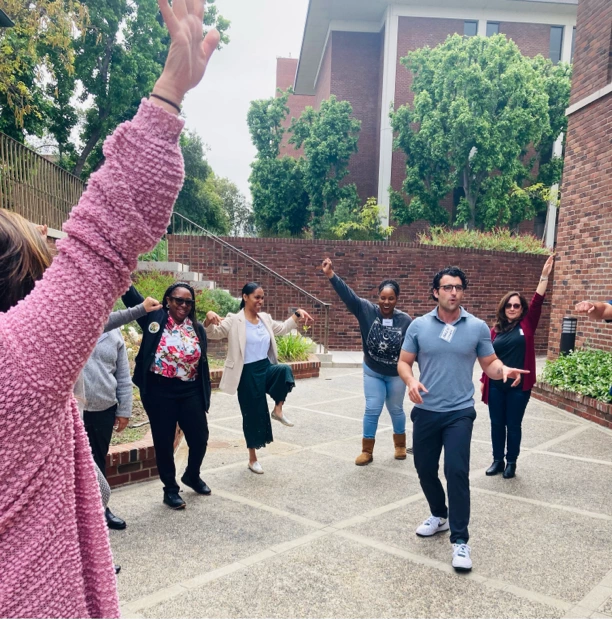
382;319;393;327
439;324;456;343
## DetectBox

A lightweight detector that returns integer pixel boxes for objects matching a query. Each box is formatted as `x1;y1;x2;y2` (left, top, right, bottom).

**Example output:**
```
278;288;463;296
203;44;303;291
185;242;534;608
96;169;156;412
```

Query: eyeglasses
505;302;521;310
439;285;465;292
170;296;194;307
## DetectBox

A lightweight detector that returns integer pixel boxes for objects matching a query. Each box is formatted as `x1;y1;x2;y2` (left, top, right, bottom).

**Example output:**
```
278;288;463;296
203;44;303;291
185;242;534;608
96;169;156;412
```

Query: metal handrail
169;212;331;353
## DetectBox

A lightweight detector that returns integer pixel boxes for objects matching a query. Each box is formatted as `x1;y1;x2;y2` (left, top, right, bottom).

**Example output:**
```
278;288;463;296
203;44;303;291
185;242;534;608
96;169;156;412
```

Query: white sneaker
271;411;294;427
452;543;472;572
415;515;450;537
248;461;264;474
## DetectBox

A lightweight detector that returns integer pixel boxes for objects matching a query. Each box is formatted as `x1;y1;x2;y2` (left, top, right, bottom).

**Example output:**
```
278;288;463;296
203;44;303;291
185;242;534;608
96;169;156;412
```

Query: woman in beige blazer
205;282;313;474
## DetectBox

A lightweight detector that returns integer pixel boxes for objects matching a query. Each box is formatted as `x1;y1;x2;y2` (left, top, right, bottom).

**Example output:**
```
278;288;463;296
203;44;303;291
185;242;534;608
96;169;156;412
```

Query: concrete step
192;280;216;290
137;261;189;272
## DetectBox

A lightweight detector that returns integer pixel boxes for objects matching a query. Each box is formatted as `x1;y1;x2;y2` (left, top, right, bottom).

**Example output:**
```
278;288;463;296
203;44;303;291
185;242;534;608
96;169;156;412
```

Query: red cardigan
481;292;544;404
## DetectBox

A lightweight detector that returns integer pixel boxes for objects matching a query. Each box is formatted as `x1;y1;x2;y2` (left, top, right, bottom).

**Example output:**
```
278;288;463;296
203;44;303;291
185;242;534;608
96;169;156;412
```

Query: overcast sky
182;0;310;200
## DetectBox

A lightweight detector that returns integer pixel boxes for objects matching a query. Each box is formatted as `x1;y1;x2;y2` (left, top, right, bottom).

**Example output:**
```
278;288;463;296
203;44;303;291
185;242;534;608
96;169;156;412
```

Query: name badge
382;319;393;327
439;324;456;343
519;328;524;336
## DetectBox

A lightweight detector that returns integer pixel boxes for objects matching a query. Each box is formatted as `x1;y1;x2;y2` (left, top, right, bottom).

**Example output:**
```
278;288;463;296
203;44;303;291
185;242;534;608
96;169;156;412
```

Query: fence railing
168;212;331;354
0;132;84;230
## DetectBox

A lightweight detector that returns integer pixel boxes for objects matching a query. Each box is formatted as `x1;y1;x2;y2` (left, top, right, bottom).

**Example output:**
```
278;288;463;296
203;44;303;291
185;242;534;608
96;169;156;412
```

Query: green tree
209;175;255;236
289;95;361;238
174;131;230;234
330;197;394;240
0;0;86;139
391;34;571;230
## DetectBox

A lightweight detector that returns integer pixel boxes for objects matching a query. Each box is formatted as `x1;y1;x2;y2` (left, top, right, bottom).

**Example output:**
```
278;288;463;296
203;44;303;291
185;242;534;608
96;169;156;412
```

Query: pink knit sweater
0;99;184;618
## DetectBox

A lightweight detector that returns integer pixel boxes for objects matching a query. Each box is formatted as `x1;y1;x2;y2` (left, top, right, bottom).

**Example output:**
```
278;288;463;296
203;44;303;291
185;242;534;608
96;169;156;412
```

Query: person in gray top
322;258;412;465
398;266;527;573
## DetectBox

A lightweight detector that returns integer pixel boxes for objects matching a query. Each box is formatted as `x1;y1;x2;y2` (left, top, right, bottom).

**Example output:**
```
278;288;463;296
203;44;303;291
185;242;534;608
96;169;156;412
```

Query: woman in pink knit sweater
0;2;219;617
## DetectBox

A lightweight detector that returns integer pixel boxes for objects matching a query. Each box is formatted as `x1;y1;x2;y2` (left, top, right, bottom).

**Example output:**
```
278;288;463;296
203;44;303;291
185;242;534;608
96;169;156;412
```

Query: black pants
141;373;209;493
84;404;117;477
488;383;531;463
411;406;475;544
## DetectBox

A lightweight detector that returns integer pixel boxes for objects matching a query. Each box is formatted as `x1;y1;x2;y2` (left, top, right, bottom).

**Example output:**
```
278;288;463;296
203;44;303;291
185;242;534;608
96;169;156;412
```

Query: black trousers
84;404;117;477
141;373;209;493
488;383;531;463
411;406;476;544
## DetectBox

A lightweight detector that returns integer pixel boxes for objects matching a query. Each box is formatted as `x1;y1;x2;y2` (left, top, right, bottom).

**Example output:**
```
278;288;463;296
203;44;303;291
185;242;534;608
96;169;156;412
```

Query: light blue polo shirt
401;307;494;412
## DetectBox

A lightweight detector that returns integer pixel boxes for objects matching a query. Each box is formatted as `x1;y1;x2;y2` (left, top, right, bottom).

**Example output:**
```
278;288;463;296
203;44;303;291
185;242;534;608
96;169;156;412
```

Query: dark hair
239;281;262;310
430;266;469;301
163;281;197;321
0;209;52;313
494;291;528;333
378;279;400;297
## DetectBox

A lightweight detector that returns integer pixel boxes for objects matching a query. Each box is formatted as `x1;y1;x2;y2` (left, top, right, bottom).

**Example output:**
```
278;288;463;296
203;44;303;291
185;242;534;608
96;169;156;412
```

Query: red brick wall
276;58;314;158
547;0;612;358
570;0;612;103
169;235;553;354
498;22;551;58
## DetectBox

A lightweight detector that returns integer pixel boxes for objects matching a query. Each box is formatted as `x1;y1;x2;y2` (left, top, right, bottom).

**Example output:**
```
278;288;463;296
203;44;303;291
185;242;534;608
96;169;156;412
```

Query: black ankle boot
485;460;505;476
503;462;516;479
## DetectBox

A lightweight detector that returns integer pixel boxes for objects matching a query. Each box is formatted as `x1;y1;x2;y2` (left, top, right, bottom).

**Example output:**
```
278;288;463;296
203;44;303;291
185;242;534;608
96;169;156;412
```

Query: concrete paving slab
349;492;612;604
203;449;422;525
109;484;313;603
139;535;563;619
545;427;612;462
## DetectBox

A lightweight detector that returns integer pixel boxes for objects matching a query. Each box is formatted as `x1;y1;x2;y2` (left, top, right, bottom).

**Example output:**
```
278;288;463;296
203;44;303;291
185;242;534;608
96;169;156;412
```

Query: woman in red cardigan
482;255;554;479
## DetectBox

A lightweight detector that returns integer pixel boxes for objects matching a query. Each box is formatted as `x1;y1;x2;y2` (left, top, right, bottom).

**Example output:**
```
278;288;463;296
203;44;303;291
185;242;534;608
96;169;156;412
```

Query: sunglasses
170;296;194;307
505;303;522;310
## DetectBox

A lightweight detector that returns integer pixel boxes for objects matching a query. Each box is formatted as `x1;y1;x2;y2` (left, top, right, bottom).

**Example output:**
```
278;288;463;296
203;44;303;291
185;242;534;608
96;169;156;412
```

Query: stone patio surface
111;361;612;619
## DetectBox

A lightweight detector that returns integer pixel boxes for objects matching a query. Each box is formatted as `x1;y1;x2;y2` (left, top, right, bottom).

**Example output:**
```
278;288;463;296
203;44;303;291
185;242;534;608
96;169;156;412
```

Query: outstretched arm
321;257;369;318
575;301;612;322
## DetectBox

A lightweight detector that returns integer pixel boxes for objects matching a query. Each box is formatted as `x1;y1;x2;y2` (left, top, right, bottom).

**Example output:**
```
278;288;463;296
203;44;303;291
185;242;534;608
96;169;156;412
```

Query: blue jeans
488;383;531;463
362;363;406;438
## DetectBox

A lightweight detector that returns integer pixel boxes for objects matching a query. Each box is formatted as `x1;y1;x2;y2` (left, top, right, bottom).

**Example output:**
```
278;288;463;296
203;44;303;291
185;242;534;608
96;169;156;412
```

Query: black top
329;274;412;376
491;323;525;390
122;285;211;410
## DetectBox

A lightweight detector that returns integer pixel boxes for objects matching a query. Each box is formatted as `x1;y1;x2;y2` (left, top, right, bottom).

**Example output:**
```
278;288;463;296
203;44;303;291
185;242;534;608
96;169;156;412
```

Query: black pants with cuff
411;406;476;544
84;404;117;477
141;373;209;494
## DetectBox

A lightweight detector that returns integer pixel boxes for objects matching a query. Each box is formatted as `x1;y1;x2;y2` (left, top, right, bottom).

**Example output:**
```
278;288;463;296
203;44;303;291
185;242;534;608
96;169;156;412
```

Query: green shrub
275;334;312;363
138;239;168;262
540;348;612;402
417;226;550;254
209;288;241;316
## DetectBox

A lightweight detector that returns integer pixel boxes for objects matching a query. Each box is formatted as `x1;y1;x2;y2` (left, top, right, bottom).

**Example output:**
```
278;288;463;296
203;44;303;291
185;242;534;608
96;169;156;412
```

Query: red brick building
277;0;578;239
547;0;612;357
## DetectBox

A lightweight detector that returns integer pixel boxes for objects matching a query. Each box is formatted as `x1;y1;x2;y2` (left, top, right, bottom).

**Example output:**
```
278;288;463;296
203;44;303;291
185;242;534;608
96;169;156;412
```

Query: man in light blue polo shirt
399;266;528;572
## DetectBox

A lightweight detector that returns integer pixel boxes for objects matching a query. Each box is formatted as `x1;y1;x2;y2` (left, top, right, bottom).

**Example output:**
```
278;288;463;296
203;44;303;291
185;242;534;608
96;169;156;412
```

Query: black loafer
485;460;505;476
163;491;186;509
503;463;517;479
105;507;127;530
181;473;211;495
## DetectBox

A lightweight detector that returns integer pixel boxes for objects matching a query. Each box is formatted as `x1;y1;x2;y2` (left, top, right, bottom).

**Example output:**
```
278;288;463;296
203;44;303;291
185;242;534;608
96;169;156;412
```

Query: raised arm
0;0;219;402
575;301;612;322
321;258;370;318
204;313;233;340
104;304;147;333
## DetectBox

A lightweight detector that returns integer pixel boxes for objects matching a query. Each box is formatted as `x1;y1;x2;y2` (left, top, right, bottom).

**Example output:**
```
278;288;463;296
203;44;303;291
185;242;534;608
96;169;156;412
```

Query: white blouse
244;319;271;364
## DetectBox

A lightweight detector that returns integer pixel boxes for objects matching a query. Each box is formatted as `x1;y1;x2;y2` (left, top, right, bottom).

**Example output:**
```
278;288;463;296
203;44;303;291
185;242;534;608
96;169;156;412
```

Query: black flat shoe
503;463;516;479
163;491;186;509
181;473;211;495
114;565;121;575
105;507;127;530
485;460;505;476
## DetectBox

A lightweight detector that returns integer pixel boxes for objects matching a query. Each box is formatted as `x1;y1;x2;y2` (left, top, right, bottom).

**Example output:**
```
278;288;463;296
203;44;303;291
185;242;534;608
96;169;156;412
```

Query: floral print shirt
151;316;201;381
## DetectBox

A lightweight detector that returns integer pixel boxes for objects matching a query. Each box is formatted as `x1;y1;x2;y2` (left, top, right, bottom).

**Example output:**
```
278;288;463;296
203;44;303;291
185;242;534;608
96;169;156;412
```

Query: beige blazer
205;309;298;395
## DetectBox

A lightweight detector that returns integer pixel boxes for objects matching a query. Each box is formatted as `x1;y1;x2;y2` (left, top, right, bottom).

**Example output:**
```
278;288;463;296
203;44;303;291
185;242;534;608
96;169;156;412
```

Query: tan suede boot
393;433;407;460
355;438;375;466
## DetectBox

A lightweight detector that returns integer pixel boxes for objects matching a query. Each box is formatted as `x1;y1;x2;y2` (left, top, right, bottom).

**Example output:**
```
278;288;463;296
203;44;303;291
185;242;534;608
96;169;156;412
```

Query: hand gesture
502;366;530;388
294;309;314;326
575;301;596;314
321;258;334;279
206;310;221;326
542;254;555;278
154;0;220;105
407;377;428;404
114;417;129;433
143;297;162;313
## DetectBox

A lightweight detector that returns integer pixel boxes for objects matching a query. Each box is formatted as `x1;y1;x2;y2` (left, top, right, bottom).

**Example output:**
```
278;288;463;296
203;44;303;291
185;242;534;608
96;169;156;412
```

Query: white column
477;19;487;37
377;6;399;228
545;26;574;248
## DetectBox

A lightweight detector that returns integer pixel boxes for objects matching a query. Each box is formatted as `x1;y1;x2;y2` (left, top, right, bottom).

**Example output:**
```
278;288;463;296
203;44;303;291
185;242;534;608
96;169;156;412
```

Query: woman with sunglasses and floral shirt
481;255;554;479
123;282;211;510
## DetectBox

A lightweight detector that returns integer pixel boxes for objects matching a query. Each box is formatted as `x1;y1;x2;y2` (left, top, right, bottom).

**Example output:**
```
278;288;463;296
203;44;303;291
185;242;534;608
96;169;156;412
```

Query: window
549;26;564;64
486;22;500;37
464;21;478;37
